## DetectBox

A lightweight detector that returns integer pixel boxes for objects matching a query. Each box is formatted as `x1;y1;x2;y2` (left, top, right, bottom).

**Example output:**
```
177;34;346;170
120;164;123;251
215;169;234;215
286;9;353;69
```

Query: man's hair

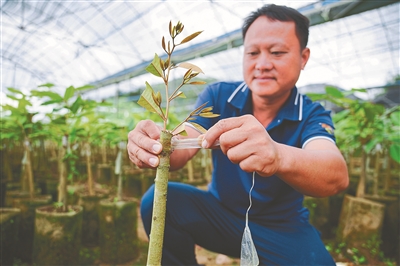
242;4;310;49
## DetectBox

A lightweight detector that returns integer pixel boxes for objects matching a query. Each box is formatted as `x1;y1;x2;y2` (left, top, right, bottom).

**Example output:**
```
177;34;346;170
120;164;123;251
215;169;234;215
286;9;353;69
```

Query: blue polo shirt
191;81;336;223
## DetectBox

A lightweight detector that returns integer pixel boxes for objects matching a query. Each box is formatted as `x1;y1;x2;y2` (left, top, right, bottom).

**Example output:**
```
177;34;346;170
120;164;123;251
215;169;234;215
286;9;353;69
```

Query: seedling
137;21;219;266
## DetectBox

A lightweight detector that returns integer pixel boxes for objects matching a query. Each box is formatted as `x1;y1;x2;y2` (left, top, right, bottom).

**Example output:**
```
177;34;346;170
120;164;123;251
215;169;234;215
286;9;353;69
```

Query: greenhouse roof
1;0;399;101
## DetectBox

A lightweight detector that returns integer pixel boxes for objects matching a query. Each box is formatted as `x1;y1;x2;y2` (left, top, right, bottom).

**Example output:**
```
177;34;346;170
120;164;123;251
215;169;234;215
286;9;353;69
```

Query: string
245;171;256;227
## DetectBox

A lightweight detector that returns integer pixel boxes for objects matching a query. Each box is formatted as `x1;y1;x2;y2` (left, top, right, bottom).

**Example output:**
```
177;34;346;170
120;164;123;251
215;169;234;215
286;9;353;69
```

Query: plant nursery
1;1;399;266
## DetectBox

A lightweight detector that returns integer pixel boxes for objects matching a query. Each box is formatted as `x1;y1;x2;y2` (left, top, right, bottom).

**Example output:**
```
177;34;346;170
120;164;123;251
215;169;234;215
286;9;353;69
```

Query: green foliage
137;21;218;134
325;235;397;265
307;86;400;163
1;87;50;143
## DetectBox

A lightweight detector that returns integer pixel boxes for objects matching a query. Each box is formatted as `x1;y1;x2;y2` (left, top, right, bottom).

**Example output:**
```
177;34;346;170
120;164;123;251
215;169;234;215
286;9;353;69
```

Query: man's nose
255;53;273;71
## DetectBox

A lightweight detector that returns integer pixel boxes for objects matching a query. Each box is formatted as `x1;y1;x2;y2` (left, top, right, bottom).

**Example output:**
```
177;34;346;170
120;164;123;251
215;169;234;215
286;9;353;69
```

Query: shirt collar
280;86;303;121
227;82;303;121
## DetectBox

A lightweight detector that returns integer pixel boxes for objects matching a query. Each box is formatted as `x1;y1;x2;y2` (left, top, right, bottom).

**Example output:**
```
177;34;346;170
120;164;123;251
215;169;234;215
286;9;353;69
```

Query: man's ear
301;47;310;70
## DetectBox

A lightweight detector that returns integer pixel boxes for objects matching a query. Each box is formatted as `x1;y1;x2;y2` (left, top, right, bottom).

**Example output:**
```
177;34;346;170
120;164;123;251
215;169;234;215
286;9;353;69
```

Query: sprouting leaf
183;69;193;80
172;123;186;135
177;62;204;74
192;102;209;115
152;91;162;106
199;112;220;118
188;81;207;85
179;31;203;45
64;86;75;101
188;122;207;134
162;36;166;52
176;21;182;33
170;91;186;101
201;106;213;113
137;82;165;119
176;91;186;98
145;53;163;78
169;21;172;36
189;72;200;79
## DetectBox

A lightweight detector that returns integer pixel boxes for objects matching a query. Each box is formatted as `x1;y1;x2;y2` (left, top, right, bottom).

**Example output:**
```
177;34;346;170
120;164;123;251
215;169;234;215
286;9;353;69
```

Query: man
128;4;349;265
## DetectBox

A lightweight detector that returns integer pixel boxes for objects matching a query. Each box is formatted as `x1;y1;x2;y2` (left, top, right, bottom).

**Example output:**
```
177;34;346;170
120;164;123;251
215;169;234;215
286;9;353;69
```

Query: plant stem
116;143;124;201
24;140;35;199
58;137;68;212
356;147;366;197
85;143;94;196
146;130;172;266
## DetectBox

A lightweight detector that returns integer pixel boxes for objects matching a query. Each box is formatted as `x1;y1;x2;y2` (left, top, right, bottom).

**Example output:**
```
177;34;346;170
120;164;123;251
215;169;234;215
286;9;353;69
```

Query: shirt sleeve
300;98;336;149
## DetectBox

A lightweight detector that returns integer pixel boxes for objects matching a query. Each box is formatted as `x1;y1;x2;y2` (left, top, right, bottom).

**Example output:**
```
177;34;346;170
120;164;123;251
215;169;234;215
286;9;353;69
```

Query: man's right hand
127;120;163;169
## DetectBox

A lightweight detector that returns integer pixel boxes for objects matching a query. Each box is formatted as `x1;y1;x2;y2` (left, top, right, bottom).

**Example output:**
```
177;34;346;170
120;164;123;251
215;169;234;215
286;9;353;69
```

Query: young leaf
191;102;209;115
389;144;400;163
152;91;162;106
172;123;186;135
189;81;207;85
70;96;83;114
188;122;207;134
64;86;75;101
145;53;164;78
199;112;220;118
170;91;186;101
38;83;55;88
162;36;166;52
41;99;64;106
7;87;24;95
76;84;95;91
177;62;204;74
31;90;63;101
325;86;344;98
200;106;213;113
138;82;165;119
179;31;203;45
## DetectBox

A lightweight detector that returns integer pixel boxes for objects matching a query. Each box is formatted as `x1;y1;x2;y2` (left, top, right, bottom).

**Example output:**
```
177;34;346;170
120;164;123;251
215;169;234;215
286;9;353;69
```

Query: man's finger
202;116;247;148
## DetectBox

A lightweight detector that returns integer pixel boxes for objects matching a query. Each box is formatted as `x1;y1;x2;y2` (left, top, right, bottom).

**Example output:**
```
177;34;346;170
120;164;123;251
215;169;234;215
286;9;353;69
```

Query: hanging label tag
240;172;259;266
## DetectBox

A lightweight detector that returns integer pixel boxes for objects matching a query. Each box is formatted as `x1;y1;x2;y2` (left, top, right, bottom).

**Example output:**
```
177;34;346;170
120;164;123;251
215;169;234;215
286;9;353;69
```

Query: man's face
243;16;310;101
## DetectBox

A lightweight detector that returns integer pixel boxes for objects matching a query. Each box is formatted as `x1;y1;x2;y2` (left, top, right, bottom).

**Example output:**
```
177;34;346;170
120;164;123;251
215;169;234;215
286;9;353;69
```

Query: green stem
58;136;68;212
24;140;35;199
146;130;172;266
356;147;366;198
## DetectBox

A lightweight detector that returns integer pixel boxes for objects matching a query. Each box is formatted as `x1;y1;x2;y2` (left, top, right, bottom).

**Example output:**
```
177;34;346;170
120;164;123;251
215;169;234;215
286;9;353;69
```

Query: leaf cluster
307;86;400;162
137;21;218;133
1;87;49;144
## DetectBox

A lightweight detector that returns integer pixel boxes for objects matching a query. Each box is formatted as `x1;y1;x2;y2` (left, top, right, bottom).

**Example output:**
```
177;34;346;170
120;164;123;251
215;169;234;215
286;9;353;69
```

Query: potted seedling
75;113;112;247
97;122;141;264
30;84;91;265
136;21;219;265
1;87;52;263
307;86;399;252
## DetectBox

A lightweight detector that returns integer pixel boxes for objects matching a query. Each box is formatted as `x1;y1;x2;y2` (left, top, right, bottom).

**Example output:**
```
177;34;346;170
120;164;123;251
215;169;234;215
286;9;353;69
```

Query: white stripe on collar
299;94;303;121
294;91;303;121
227;82;247;103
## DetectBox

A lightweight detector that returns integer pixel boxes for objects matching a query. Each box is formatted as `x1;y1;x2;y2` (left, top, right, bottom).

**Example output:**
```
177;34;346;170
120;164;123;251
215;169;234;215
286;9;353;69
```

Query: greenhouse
1;0;399;265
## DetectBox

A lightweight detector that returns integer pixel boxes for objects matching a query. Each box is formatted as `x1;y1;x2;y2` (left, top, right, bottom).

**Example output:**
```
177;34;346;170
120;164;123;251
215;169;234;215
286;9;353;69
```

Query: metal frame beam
86;0;398;91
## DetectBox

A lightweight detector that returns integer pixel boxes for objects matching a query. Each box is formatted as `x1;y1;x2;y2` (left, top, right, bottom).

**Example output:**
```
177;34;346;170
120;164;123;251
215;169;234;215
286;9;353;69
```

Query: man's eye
271;51;285;55
247;52;258;56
